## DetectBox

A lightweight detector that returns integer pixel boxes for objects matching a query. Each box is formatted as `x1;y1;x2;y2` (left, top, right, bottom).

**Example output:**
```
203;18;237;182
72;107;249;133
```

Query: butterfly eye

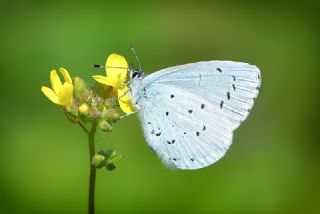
132;71;140;79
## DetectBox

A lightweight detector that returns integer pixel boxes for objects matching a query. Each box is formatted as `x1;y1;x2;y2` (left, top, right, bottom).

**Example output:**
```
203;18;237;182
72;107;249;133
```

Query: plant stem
79;121;89;134
88;121;97;214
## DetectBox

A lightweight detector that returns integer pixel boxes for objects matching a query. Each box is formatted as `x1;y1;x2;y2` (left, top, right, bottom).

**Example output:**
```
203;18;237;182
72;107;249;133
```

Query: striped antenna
93;65;128;69
93;64;105;68
131;44;142;71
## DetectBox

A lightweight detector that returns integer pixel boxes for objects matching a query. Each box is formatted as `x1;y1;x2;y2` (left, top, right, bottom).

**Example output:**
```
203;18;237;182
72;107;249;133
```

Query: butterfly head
129;63;144;80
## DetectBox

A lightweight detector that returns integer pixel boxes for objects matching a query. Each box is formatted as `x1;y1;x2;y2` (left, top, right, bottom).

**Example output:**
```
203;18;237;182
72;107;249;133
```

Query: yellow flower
92;54;135;114
79;103;90;115
117;85;136;113
41;67;74;106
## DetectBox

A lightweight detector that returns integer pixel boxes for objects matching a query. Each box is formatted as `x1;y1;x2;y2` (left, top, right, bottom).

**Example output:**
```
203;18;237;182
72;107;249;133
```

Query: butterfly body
129;61;261;170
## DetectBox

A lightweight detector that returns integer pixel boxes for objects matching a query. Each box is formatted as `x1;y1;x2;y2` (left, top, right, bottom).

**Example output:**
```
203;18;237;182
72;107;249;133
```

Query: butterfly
125;57;261;170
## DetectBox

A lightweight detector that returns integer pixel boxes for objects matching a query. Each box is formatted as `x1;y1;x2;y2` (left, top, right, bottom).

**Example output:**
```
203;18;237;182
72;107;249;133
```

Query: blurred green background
0;1;319;213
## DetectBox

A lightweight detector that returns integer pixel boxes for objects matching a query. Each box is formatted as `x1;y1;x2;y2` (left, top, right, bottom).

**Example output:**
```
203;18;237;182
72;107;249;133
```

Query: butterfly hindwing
138;85;234;169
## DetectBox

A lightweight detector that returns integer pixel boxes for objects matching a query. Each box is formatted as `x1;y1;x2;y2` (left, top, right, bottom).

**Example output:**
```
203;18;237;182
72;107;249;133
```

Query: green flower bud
74;77;88;101
64;102;79;123
89;109;101;119
91;96;104;109
106;163;116;171
103;98;116;108
91;154;106;168
95;149;123;171
98;120;113;132
97;150;108;157
84;89;94;103
102;108;119;121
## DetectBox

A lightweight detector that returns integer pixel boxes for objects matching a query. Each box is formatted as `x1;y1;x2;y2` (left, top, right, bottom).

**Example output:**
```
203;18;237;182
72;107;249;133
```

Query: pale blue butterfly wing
130;61;261;170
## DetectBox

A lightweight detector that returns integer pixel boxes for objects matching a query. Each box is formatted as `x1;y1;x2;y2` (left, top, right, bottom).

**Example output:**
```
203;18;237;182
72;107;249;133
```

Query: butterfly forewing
132;61;261;169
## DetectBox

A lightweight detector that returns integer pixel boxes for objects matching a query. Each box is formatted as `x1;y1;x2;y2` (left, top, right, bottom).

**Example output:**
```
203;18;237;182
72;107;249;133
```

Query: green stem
88;121;97;214
79;121;89;134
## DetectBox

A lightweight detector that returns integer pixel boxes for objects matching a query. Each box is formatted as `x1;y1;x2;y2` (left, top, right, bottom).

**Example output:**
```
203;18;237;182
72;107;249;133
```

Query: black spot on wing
201;104;205;109
166;112;169;116
202;125;206;131
196;132;200;136
170;94;175;98
216;67;222;73
232;84;236;91
232;75;236;81
188;110;193;114
155;132;161;136
167;139;175;144
227;92;231;100
220;101;224;109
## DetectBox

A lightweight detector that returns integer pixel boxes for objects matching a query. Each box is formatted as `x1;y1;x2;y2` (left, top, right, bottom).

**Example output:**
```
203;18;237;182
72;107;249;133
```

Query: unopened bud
95;149;123;171
89;109;101;119
103;108;119;121
106;163;116;171
98;120;113;132
79;103;90;115
64;103;79;123
91;154;106;168
91;96;103;107
74;77;88;101
103;99;114;108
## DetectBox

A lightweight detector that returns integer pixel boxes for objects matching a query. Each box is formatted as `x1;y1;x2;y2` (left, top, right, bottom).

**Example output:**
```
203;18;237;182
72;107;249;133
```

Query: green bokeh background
0;1;319;213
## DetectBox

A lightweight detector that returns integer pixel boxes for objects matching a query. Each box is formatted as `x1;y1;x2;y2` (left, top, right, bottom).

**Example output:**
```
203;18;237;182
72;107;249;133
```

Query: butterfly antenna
130;44;142;71
93;64;128;69
93;64;105;68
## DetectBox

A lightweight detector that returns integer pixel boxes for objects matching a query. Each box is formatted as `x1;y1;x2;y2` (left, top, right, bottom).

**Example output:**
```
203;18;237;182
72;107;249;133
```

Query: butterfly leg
124;80;133;86
117;86;132;100
119;111;139;120
105;88;130;111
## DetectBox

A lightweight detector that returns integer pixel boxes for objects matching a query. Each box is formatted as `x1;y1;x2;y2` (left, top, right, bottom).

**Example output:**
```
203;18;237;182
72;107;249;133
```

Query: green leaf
106;153;124;165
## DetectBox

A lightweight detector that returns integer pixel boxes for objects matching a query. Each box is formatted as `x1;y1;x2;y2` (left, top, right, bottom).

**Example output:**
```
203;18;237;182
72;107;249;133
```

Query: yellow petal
57;82;74;106
50;69;62;94
79;103;90;115
117;86;136;113
41;86;60;105
105;53;128;84
59;67;73;84
92;75;121;89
